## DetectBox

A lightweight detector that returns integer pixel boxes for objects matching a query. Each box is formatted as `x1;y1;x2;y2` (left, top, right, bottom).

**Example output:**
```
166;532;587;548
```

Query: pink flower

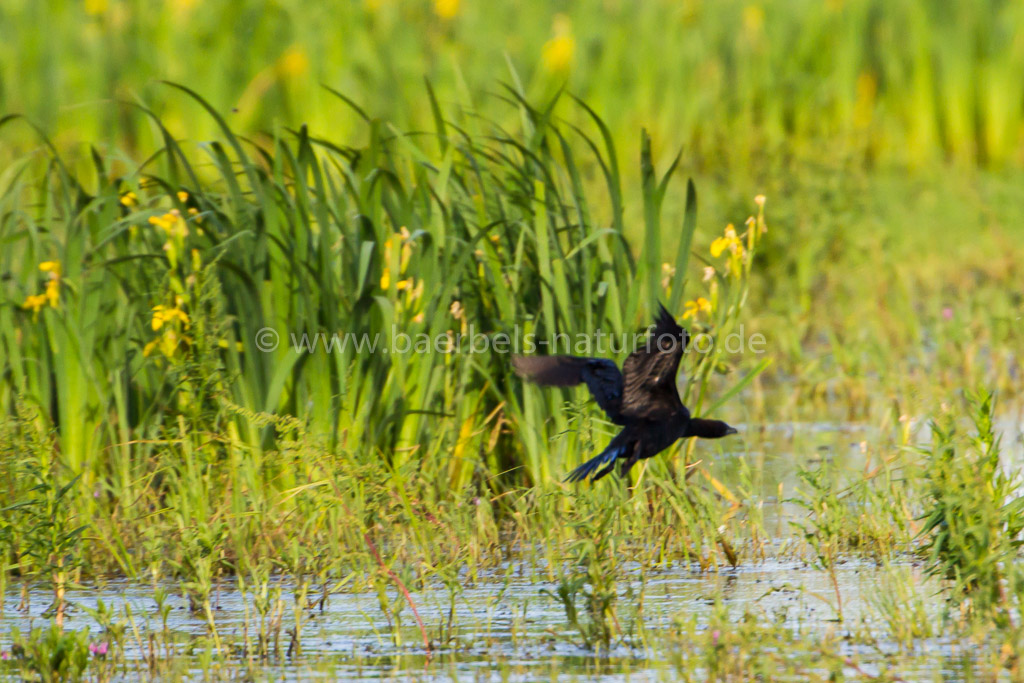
942;307;953;321
711;629;720;645
1;651;10;660
89;642;108;657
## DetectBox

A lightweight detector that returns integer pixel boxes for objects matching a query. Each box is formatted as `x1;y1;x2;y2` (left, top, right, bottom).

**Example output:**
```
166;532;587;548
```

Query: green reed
2;74;1024;680
5;1;1024;171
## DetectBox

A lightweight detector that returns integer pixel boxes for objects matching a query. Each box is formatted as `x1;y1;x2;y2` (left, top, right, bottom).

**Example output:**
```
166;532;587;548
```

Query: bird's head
687;418;739;439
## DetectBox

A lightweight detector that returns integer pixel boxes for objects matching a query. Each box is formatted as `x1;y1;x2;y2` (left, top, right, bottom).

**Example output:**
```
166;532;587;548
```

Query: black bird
513;304;738;483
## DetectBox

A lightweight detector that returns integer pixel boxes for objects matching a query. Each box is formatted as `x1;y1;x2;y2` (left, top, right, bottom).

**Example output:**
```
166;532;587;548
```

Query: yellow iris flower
151;302;190;331
434;0;459;19
710;224;743;259
22;260;62;317
542;15;575;73
682;297;712;320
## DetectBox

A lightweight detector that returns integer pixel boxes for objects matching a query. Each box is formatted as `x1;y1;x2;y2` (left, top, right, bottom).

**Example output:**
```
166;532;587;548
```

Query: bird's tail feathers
564;442;627;484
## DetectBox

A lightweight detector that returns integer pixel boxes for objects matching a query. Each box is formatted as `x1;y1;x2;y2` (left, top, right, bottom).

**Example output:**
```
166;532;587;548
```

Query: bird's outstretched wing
620;303;689;420
512;355;625;424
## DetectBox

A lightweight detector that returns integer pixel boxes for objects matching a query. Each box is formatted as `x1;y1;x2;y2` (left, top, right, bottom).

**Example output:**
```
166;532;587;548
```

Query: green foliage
918;391;1024;621
8;624;91;683
544;491;626;651
5;1;1024;169
1;86;766;551
2;18;1024;670
0;402;85;624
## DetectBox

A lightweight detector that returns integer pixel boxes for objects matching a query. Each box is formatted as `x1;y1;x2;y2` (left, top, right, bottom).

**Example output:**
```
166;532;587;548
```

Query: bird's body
513;304;738;482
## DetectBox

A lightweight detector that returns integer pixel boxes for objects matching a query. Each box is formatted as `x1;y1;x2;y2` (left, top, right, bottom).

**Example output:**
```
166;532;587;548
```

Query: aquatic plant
789;464;848;622
918;391;1024;623
547;491;628;651
8;624;90;683
0;402;85;629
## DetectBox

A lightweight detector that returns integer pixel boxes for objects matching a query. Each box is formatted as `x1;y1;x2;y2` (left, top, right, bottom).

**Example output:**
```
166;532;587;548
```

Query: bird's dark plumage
510;355;626;424
513;303;739;483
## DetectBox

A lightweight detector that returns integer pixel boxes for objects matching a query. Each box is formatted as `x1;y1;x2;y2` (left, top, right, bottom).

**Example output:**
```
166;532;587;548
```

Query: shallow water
0;559;985;681
3;416;1021;680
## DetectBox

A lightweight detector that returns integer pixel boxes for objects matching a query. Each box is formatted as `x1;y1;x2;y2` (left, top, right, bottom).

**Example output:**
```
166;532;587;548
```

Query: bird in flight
513;303;738;483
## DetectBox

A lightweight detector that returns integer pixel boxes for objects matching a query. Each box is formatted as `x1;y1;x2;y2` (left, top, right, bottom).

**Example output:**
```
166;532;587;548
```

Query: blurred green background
5;0;1024;168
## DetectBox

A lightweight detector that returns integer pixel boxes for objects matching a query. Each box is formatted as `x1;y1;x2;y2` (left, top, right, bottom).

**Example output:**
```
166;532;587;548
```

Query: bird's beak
725;427;739;436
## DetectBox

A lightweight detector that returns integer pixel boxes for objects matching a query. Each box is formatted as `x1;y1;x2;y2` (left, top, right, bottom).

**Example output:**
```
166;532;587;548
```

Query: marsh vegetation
3;1;1024;680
